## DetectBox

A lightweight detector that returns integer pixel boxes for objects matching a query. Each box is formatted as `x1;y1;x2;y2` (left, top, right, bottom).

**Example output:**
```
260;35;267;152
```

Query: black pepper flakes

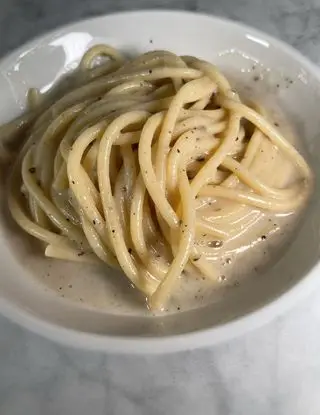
261;235;267;240
207;240;223;248
71;180;75;184
93;220;96;225
77;252;85;256
193;256;201;262
196;155;205;162
112;229;115;233
128;248;133;254
148;69;152;74
29;167;36;173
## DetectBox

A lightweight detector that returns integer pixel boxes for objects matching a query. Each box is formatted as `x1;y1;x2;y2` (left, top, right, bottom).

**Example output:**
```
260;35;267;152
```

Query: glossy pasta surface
2;45;312;310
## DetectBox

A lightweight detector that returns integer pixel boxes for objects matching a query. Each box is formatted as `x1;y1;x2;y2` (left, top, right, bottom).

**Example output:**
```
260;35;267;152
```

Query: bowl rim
1;9;320;353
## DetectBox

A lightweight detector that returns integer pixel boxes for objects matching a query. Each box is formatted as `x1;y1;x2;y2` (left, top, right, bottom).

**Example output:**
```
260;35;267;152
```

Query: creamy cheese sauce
23;196;305;315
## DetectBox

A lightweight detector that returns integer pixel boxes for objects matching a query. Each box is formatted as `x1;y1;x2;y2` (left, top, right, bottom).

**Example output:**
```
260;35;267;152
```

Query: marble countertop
1;0;320;414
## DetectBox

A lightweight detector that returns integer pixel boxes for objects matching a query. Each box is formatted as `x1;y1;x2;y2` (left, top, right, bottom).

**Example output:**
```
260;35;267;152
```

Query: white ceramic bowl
1;11;320;353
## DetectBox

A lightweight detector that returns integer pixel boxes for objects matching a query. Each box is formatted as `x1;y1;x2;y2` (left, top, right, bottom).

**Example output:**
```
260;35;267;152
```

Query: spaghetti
1;45;312;311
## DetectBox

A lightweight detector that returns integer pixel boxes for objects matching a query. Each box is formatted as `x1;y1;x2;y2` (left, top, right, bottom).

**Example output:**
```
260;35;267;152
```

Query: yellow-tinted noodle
1;45;312;311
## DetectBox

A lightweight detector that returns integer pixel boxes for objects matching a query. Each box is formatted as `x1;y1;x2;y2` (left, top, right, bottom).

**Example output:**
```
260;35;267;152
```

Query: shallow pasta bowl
0;10;320;353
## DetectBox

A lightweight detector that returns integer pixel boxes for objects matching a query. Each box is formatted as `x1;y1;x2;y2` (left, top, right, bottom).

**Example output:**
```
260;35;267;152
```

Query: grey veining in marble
1;1;320;414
